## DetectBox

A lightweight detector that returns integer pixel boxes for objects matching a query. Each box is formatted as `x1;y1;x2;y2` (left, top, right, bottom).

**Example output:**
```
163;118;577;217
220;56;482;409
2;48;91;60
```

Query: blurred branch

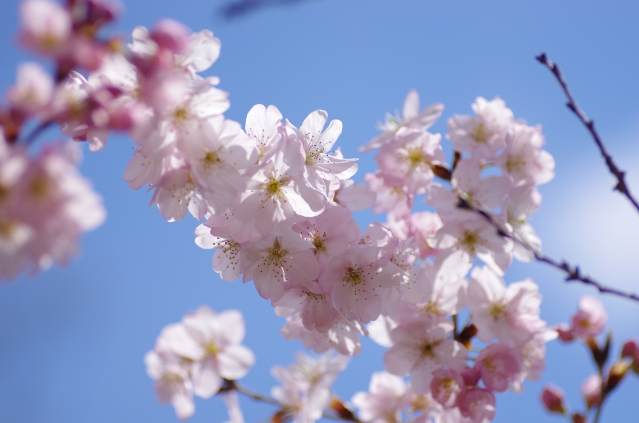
220;380;361;422
218;0;319;19
536;53;639;215
456;197;639;304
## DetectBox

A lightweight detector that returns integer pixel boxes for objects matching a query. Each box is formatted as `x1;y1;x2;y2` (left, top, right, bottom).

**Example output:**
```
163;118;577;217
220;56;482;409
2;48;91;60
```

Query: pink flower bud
457;387;496;423
581;373;602;410
151;19;191;54
461;366;480;387
555;323;575;342
571;296;607;338
541;384;566;414
621;338;639;359
430;368;465;409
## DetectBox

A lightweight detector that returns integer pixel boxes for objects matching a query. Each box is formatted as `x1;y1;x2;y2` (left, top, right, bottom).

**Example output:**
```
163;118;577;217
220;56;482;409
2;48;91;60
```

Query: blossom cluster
145;306;255;419
3;1;572;422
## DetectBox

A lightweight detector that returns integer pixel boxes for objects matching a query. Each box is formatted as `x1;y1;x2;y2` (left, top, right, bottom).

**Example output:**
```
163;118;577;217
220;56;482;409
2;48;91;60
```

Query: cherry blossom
467;266;545;345
384;316;467;393
571;296;607;339
360;89;444;152
352;372;408;423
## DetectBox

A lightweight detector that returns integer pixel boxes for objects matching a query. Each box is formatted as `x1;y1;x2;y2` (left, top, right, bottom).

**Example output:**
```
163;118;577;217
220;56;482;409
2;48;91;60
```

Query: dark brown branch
457;197;639;304
536;53;639;214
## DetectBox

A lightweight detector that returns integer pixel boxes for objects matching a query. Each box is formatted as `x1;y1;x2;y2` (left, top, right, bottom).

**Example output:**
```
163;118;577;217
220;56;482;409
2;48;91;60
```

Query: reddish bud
541;384;566;414
151;19;191;54
581;373;602;410
621;338;639;359
555;324;575;342
572;413;587;423
330;398;356;421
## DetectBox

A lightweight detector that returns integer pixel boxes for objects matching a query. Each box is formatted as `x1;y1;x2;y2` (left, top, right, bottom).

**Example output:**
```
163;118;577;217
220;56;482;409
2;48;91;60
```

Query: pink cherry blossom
361;89;444;152
376;128;445;195
144;350;195;420
384;316;467;393
571;296;607;338
352;372;408;423
287;110;358;194
318;244;402;323
430;368;465;409
271;352;348;423
244;104;283;164
495;124;555;186
447;96;513;159
8;63;54;115
467;266;544;345
234;138;325;236
456;387;496;423
281;314;364;356
241;229;318;301
475;342;522;392
19;0;72;56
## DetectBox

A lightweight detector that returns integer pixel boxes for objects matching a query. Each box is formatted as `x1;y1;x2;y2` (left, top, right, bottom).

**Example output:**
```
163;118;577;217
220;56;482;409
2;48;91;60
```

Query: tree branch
536;53;639;214
221;380;361;422
456;197;639;304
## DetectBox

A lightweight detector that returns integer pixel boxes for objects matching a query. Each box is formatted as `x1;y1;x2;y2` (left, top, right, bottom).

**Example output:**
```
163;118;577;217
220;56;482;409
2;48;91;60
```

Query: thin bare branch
456;197;639;304
536;53;639;214
223;380;361;423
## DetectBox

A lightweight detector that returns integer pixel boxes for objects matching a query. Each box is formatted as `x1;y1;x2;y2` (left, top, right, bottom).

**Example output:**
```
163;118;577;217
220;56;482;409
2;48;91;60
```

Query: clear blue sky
0;0;638;422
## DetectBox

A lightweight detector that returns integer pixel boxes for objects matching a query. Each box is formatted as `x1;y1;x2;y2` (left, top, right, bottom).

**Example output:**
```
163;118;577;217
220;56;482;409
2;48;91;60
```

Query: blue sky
0;0;638;422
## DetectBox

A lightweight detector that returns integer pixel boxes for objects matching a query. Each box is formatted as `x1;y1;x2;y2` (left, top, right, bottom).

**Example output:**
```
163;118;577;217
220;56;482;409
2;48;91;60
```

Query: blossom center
265;178;283;196
460;229;481;252
174;107;188;122
202;151;220;169
489;302;507;320
505;155;526;173
267;239;287;267
345;267;364;285
29;176;49;198
206;341;220;356
405;147;428;169
312;232;327;253
472;122;489;144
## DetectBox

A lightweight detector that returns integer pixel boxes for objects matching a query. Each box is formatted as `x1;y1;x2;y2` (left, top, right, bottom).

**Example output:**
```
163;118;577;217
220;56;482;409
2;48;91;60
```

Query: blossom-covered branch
536;53;639;214
456;196;639;304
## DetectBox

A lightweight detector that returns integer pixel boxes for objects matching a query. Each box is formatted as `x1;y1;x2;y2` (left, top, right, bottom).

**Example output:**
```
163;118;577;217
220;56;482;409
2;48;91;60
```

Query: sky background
1;0;639;422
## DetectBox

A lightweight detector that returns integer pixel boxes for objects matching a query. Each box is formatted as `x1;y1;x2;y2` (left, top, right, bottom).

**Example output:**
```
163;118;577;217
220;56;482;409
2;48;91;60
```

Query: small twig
457;197;639;304
225;380;361;422
536;53;639;214
230;382;281;406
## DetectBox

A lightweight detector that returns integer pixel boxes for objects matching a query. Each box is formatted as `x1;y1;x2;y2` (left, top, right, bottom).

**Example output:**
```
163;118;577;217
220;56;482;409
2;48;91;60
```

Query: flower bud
541;384;566;414
555;324;575;342
606;361;630;393
581;373;601;410
571;413;587;423
151;19;191;54
621;338;639;359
